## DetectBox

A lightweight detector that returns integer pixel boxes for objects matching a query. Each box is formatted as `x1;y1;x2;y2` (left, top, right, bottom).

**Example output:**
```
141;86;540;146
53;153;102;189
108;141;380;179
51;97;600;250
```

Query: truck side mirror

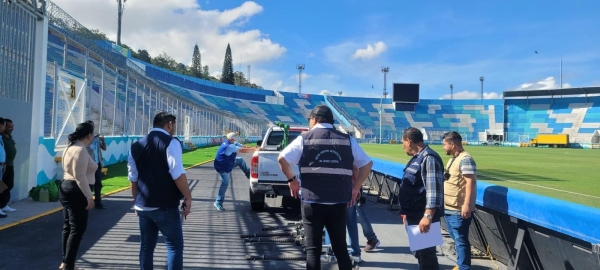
256;140;263;146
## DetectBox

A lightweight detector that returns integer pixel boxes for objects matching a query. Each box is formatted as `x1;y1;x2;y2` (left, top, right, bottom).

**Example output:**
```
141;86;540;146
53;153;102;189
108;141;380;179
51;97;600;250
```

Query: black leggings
59;180;89;270
302;202;352;270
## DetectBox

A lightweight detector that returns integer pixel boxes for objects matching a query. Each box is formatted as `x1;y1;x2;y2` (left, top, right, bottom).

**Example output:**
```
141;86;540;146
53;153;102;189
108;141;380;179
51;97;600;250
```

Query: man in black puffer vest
278;105;373;270
399;127;445;270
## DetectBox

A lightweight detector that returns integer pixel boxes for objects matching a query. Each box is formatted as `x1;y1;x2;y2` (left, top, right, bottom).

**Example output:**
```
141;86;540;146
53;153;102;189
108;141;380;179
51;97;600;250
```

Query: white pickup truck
249;125;309;211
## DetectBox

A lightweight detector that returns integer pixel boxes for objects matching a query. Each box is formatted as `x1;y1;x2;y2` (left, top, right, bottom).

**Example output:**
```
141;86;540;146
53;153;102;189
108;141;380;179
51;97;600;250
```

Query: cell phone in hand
180;203;187;223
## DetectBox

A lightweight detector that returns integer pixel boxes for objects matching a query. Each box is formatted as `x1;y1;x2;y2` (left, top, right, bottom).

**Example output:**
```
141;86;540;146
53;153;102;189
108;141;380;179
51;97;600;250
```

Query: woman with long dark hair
59;122;98;270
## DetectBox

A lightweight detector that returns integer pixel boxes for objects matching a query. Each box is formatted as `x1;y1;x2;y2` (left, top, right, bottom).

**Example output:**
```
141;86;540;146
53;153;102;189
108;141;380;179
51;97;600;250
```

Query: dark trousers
0;165;15;208
406;215;439;270
302;202;352;270
89;163;103;205
59;181;89;270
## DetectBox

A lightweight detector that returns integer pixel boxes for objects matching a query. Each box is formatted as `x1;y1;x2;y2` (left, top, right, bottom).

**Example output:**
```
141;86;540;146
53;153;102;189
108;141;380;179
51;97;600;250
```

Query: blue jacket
214;141;237;173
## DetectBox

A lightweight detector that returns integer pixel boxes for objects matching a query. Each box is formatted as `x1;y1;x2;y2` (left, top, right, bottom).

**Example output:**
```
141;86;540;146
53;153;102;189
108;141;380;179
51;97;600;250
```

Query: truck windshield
266;131;304;146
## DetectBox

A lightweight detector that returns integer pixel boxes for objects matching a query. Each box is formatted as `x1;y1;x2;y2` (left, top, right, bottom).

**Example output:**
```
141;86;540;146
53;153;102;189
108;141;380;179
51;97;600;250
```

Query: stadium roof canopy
503;86;600;98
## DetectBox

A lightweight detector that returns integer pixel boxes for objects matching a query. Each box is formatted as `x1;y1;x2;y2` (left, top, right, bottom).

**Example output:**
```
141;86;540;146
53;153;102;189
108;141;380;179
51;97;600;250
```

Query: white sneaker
0;209;7;217
351;255;362;264
1;206;16;212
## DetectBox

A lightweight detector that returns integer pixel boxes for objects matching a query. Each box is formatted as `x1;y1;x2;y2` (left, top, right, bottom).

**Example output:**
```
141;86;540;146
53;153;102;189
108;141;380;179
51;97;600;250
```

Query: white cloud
439;90;501;100
511;76;572;90
51;0;286;77
351;41;387;60
320;90;331;95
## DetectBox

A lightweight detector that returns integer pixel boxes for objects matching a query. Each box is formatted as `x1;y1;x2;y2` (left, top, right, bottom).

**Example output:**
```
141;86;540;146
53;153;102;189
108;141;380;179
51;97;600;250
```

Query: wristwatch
424;213;432;220
287;176;296;183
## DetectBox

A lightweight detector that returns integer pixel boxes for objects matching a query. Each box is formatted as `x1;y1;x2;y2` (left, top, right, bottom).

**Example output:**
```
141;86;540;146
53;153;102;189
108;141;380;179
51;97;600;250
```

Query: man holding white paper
399;127;445;270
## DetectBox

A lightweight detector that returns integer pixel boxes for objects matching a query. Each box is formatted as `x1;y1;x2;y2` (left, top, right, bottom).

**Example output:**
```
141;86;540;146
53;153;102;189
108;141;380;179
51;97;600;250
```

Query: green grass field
99;146;219;195
360;144;600;208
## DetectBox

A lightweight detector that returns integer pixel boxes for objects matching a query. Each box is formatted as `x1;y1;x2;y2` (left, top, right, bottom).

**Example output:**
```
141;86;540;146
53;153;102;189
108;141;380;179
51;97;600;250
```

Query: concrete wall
0;98;37;202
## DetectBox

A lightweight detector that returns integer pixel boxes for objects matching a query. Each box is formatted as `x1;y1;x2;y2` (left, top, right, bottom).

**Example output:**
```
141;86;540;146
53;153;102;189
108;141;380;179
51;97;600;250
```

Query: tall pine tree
191;44;202;78
220;43;235;85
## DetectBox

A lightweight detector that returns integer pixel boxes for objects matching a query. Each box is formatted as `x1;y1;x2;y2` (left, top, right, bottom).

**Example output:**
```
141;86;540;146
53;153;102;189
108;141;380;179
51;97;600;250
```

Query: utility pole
380;67;389;144
117;0;126;46
296;64;305;94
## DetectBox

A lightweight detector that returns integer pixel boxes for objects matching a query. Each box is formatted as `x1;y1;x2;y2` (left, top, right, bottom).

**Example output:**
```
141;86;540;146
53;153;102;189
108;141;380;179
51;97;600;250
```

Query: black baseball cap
309;105;334;124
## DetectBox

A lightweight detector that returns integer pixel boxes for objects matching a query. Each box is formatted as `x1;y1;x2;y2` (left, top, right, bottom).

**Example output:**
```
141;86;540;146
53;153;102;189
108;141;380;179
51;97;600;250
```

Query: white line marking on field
478;173;600;199
368;153;600;200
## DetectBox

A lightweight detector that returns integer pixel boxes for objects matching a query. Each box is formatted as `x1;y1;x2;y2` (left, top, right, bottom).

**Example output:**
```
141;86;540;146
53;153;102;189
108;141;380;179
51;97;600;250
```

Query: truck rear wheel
249;187;265;211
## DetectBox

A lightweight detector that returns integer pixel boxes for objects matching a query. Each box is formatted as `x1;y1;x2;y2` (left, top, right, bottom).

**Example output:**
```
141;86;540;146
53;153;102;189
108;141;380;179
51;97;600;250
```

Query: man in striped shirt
442;131;477;270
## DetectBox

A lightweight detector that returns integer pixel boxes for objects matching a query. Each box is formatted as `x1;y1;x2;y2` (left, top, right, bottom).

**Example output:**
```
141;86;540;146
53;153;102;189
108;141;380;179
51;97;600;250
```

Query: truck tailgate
257;151;299;183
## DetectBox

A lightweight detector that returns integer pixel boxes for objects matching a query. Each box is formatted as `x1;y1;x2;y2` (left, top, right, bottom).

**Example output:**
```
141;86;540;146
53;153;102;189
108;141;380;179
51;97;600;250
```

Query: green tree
220;43;234;85
233;71;247;86
191;44;203;78
202;65;210;79
78;28;109;41
135;49;152;63
176;63;188;75
152;52;178;71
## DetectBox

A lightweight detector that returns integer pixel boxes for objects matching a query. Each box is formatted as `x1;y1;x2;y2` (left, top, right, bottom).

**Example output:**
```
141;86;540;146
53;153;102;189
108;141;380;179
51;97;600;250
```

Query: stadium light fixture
296;64;305;94
380;67;389;144
479;76;484;101
117;0;127;46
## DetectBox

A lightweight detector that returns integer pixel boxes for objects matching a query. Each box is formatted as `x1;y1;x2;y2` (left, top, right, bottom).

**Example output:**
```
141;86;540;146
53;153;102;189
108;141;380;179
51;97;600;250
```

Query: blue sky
56;0;600;99
206;0;600;98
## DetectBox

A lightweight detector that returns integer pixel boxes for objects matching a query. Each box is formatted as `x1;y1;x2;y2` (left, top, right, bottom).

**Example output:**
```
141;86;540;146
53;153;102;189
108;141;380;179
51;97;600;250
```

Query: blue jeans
445;211;473;270
138;207;184;270
356;203;378;242
215;157;250;204
346;205;360;256
347;204;379;256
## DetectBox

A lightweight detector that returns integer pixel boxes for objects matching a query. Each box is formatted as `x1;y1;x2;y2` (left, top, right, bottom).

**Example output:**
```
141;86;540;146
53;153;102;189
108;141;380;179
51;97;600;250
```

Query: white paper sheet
405;221;444;252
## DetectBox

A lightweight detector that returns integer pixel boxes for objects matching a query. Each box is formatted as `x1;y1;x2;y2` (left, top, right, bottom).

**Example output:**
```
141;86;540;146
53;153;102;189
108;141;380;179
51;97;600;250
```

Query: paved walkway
0;156;505;270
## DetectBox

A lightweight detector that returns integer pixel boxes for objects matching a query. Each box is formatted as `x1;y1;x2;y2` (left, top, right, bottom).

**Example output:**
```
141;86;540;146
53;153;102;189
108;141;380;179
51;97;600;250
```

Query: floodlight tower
296;64;305;94
479;76;484;101
450;84;454;103
117;0;127;46
380;67;389;144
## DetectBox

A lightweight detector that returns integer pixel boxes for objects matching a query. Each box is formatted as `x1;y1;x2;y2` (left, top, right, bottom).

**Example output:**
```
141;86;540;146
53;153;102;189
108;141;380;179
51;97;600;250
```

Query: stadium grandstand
1;1;600;269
